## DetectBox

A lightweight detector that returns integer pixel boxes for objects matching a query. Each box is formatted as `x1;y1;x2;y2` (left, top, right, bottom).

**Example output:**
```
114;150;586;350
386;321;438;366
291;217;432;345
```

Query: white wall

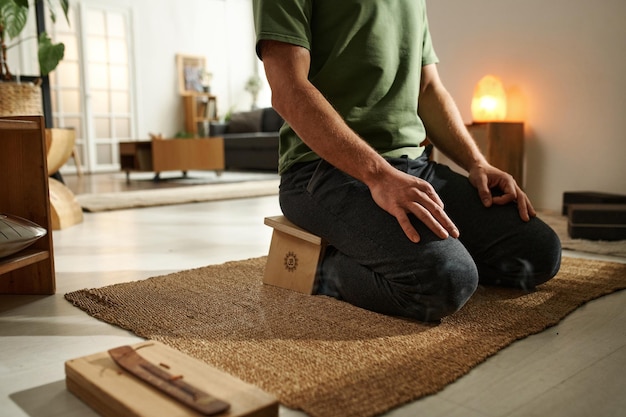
129;0;257;137
426;0;626;210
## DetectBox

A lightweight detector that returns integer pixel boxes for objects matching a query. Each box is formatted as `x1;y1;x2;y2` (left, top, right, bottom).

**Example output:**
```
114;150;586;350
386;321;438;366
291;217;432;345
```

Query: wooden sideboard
431;122;525;187
0;116;56;294
119;137;225;181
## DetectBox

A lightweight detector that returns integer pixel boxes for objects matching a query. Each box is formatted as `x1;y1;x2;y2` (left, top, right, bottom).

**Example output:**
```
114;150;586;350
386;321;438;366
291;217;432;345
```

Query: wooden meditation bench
263;216;326;294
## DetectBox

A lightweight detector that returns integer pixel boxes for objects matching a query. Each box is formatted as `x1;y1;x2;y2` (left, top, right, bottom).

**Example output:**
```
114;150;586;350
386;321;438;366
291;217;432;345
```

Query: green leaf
44;0;56;23
0;0;29;39
59;0;69;24
38;32;64;75
40;0;69;25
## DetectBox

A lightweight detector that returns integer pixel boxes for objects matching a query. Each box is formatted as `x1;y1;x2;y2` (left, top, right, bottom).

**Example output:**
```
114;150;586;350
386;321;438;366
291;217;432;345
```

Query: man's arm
418;64;536;221
259;40;459;242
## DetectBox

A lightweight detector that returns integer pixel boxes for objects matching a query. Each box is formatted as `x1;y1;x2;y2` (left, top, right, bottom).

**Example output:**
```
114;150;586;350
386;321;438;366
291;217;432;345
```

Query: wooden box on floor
567;203;626;241
562;191;626;215
65;341;278;417
263;216;325;294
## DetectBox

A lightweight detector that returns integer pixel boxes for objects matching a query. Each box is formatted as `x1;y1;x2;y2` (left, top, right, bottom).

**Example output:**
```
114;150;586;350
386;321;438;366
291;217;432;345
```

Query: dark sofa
210;107;282;172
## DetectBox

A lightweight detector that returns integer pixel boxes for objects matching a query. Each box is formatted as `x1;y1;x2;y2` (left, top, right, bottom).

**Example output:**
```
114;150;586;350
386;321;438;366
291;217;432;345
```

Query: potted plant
0;0;69;116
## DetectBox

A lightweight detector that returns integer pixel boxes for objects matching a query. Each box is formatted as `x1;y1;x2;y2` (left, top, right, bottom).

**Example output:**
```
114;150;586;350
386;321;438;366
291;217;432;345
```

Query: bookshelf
0;116;56;294
183;93;218;137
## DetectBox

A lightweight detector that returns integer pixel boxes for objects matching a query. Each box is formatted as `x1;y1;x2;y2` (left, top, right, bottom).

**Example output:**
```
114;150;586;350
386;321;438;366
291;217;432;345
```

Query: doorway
47;2;136;174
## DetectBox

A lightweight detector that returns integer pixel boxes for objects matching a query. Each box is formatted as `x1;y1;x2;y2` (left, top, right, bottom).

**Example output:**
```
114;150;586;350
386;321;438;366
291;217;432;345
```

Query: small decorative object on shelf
0;214;47;259
201;69;213;93
176;54;206;95
245;75;263;110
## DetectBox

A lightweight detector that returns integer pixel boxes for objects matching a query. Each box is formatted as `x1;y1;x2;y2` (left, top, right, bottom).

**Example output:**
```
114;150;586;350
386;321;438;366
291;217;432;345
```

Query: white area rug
120;170;278;185
77;179;280;212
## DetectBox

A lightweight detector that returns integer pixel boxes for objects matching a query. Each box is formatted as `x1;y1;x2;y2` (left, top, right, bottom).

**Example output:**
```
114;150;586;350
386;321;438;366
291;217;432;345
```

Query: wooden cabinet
468;122;524;186
0;116;55;295
431;122;525;187
183;93;218;136
119;138;225;180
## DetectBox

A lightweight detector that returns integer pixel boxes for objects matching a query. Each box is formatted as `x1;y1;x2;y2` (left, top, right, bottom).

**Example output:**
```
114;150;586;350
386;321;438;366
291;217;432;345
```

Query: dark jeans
279;151;562;322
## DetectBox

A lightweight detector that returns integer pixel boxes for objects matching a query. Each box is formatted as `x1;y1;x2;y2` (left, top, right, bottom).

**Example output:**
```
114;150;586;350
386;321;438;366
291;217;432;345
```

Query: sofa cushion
261;108;284;132
222;132;278;148
228;109;264;133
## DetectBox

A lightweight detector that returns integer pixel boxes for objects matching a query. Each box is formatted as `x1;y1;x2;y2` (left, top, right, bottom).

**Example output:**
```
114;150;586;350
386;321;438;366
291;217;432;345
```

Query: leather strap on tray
108;345;230;416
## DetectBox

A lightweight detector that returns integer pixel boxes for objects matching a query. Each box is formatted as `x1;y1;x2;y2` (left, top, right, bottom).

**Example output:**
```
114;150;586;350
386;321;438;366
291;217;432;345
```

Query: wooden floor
1;172;625;417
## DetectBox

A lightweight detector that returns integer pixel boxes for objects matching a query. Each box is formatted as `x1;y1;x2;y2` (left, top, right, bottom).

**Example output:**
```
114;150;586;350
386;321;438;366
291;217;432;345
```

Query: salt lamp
471;75;507;122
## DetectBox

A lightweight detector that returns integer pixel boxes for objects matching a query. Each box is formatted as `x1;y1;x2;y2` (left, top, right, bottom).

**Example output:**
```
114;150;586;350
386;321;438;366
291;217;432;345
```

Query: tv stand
119;137;225;182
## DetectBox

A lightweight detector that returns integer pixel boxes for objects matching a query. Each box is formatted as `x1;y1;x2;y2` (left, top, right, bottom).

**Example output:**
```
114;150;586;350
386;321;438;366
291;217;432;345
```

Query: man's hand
367;168;460;243
468;163;536;221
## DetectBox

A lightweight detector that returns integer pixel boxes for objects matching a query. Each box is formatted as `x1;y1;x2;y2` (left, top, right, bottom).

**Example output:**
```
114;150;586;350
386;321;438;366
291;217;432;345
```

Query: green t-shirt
254;0;439;173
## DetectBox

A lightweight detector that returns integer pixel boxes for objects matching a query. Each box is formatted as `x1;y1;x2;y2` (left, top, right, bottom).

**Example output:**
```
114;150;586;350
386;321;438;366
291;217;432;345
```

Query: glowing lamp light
471;75;507;122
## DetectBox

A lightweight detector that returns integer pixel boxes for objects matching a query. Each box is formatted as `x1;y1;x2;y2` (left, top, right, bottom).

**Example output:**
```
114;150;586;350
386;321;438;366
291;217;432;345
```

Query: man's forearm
262;42;394;187
275;83;392;183
418;68;488;172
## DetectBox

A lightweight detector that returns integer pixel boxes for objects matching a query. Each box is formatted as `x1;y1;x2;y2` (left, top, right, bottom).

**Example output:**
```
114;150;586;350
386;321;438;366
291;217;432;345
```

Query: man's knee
398;256;479;322
529;225;562;286
479;219;562;289
316;241;480;322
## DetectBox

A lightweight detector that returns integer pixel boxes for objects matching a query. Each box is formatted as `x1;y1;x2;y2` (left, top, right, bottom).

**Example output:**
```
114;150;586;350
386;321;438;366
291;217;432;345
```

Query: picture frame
176;54;207;95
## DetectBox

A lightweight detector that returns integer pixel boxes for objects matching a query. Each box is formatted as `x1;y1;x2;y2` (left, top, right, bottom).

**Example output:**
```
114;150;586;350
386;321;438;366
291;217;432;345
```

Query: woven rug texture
65;256;626;417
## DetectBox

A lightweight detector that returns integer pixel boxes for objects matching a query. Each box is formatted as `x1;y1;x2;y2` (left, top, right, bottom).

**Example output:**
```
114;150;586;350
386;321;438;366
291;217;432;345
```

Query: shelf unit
183;93;218;136
0;116;56;294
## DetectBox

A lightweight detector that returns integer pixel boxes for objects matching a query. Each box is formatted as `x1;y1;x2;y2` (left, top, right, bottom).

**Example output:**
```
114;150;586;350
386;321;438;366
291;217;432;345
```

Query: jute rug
76;179;280;212
65;256;626;417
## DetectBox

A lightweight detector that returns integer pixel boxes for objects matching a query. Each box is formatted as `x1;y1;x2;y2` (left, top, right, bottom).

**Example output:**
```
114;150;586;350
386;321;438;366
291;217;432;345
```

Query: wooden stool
263;216;326;294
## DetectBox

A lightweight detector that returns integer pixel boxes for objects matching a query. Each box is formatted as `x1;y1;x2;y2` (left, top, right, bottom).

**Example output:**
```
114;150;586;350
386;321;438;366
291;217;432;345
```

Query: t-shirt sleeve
253;0;313;59
421;5;439;66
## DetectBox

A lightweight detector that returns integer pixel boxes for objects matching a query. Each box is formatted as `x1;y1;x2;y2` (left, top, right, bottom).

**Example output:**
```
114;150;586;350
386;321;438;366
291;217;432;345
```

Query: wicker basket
0;82;43;116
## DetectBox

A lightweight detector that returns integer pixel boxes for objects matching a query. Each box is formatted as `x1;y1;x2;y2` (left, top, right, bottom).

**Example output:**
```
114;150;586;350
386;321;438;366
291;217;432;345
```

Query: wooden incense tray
65;341;278;417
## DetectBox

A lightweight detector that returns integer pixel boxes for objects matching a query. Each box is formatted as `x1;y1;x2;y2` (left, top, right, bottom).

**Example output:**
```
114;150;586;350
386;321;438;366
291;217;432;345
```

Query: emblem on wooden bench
284;251;298;272
264;216;326;294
